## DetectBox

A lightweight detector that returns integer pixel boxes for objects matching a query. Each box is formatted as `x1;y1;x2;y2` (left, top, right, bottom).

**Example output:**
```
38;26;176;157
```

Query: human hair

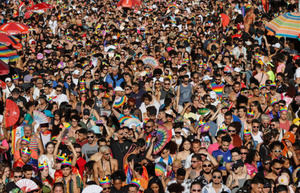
45;142;55;154
269;141;284;151
275;185;288;193
261;114;270;121
13;167;23;173
99;145;110;153
221;135;232;143
212;169;222;176
53;182;65;193
147;177;165;193
190;181;202;190
231;147;240;155
167;183;184;193
245;150;259;164
111;170;126;181
179;138;191;152
192;154;202;161
176;168;186;177
22;164;33;172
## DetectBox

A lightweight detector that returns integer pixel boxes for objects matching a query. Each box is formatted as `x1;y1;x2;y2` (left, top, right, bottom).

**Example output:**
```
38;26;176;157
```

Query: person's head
100;146;111;160
240;146;249;161
21;148;31;163
202;159;213;174
190;181;202;193
148;177;164;193
192;140;201;153
76;128;87;142
216;130;227;143
167;183;184;193
250;177;264;193
271;159;282;175
231;147;241;161
24;125;33;137
232;160;244;174
220;135;231;152
53;182;65;193
275;185;288;193
179;139;191;151
45;142;55;154
87;130;96;144
252;119;261;132
12;167;23;182
176;168;186;184
245;149;260;164
261;114;270;128
128;184;139;193
38;161;49;178
160;145;170;159
211;170;222;185
224;111;233;125
142;93;152;105
191;154;202;169
61;164;72;178
22;164;33;179
269;141;284;158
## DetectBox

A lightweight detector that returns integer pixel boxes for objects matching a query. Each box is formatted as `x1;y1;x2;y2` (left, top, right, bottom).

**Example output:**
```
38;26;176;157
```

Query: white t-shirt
252;131;263;144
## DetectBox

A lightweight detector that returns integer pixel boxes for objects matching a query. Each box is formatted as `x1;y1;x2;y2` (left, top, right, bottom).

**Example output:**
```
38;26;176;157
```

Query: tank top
179;83;192;105
29;136;39;160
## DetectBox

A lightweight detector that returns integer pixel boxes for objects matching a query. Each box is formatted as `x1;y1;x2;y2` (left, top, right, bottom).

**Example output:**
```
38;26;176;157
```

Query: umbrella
0;22;29;35
0;59;9;75
152;126;172;154
27;2;53;13
5;99;20;128
0;33;22;49
266;12;300;39
117;0;141;9
0;43;20;63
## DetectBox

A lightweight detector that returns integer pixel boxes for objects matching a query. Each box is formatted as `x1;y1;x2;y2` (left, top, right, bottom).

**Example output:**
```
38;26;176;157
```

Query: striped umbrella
0;43;19;63
265;12;300;39
0;22;29;35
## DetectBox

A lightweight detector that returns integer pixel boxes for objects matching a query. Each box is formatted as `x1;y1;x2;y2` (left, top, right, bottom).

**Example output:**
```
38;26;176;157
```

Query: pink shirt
208;142;234;155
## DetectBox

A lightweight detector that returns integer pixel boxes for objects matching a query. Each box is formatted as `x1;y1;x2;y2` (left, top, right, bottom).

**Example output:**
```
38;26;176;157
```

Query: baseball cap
114;86;124;92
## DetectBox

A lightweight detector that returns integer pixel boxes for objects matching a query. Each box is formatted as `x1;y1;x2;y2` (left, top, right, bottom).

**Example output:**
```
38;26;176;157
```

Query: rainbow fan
33;110;48;124
124;118;142;128
118;116;132;125
155;162;167;177
153;126;172;154
113;96;127;108
141;56;159;68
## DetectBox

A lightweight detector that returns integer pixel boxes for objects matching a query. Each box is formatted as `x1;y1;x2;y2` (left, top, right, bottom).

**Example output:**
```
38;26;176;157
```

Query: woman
146;177;165;193
0;163;10;192
176;139;191;167
38;142;55;178
140;93;160;120
37;161;54;191
250;101;263;120
83;161;95;186
244;150;261;178
226;160;250;193
24;101;35;125
64;74;76;94
279;108;291;132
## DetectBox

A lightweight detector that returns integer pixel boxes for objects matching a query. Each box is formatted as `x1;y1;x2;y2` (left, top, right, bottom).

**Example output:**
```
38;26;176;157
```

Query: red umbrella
0;32;22;49
27;2;53;12
117;0;141;9
0;22;29;35
0;59;9;75
5;99;20;128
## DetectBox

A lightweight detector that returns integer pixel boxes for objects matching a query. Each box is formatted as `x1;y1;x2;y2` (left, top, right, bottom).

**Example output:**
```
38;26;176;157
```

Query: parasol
153;126;172;154
141;56;159;68
27;2;53;13
265;12;300;39
82;185;103;193
124;118;142;128
117;0;142;9
5;99;20;128
0;22;29;35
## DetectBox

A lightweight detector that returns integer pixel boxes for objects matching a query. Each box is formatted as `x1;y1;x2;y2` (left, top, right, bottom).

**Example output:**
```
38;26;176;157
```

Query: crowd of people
0;0;300;192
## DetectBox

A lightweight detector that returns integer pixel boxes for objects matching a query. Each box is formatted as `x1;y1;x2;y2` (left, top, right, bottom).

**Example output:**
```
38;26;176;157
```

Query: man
53;85;69;105
2;77;15;99
61;159;82;193
74;143;86;178
202;170;231;193
127;184;139;193
5;167;23;192
229;82;241;105
240;146;249;162
22;164;34;179
33;78;44;100
105;65;124;88
212;135;232;172
250;177;264;193
210;74;225;98
160;78;174;102
208;131;233;155
94;146;118;182
185;140;201;169
270;119;284;141
110;127;132;170
190;181;202;193
75;128;88;146
100;176;112;193
13;148;37;168
185;154;202;180
265;159;282;182
251;119;263;144
167;168;189;193
110;172;126;193
81;130;99;162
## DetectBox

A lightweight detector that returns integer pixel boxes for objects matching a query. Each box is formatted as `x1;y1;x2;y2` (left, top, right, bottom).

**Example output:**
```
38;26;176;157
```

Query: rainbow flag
211;83;224;96
118;115;132;125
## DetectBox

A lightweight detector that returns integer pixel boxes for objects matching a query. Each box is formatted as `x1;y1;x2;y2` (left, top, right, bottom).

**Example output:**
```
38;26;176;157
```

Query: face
103;150;111;160
113;179;122;190
87;133;95;144
41;167;49;177
202;161;212;173
190;184;201;193
150;183;160;193
54;186;64;193
192;143;200;153
228;126;236;136
240;149;248;161
221;141;230;152
14;172;23;182
191;158;201;169
224;115;232;125
145;122;154;133
212;172;222;185
62;167;72;177
161;149;169;159
280;111;287;120
24;170;33;179
46;144;54;154
183;141;191;151
272;163;282;175
232;152;241;161
272;146;282;158
24;126;32;137
252;123;260;132
102;184;111;193
251;183;264;193
128;186;138;193
4;167;10;177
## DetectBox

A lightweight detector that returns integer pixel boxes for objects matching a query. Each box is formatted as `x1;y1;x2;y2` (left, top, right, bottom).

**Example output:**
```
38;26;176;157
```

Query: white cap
209;91;217;99
203;75;212;81
114;86;124;92
273;43;281;49
5;77;12;82
234;67;241;73
72;70;80;75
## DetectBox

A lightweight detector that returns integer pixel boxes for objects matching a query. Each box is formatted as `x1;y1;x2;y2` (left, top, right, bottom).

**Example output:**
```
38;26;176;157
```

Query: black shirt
110;139;132;170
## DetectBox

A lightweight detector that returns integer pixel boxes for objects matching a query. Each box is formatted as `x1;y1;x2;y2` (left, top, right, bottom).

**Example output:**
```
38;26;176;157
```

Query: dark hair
167;183;184;193
179;138;191;152
13;167;23;173
22;165;33;172
177;168;186;177
45;142;55;154
111;170;126;181
245;150;259;164
275;185;288;193
53;182;65;193
147;177;164;193
221;135;232;143
269;141;284;151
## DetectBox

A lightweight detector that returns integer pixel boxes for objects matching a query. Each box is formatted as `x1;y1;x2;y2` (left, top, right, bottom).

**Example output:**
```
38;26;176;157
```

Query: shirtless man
229;82;241;106
93;145;118;184
244;8;255;33
185;154;202;180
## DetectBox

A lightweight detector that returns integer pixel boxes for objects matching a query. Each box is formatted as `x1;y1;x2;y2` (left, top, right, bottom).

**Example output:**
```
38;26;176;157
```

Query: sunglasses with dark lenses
192;189;201;192
213;175;222;179
228;130;236;133
274;167;282;170
103;187;111;191
240;152;248;155
14;175;22;178
203;164;212;167
87;136;94;139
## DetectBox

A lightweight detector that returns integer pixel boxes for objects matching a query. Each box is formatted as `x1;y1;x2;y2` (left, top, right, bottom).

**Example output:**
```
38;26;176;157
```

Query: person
185;154;202;180
81;130;99;162
202;170;231;193
226;160;250;193
100;176;112;193
190;181;202;193
61;158;82;193
249;177;264;193
212;135;232;172
52;182;65;193
5;167;23;191
166;168;189;193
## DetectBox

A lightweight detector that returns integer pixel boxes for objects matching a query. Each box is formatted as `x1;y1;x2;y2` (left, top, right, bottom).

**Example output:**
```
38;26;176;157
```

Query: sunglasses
191;161;198;163
87;136;94;139
103;187;111;191
228;130;236;133
203;164;212;167
14;175;22;178
213;175;222;179
240;152;248;155
274;167;281;170
192;189;201;192
273;150;282;153
253;126;260;128
264;161;271;165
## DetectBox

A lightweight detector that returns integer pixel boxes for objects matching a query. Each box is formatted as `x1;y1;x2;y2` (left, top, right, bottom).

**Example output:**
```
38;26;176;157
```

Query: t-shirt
110;139;132;170
212;149;232;170
81;143;99;162
24;113;34;125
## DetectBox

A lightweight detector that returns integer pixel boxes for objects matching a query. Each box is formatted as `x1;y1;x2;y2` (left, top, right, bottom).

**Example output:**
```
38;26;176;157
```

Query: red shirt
13;158;25;168
76;157;87;178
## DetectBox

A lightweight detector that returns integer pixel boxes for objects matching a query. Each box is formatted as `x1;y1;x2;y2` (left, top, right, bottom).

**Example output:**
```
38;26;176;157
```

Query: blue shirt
212;149;232;170
105;74;124;88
